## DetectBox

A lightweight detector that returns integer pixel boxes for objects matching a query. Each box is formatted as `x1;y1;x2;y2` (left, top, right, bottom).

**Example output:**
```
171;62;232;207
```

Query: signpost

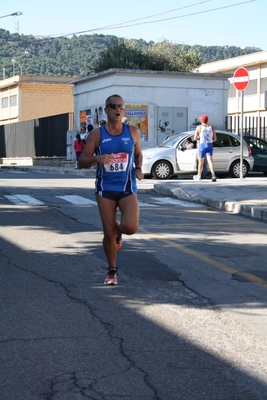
233;67;250;179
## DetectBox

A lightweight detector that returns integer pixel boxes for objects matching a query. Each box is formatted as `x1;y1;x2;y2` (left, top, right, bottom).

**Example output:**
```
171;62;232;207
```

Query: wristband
135;167;142;172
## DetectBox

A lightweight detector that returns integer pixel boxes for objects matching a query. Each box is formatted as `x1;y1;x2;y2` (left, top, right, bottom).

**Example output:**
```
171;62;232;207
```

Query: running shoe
104;268;118;285
212;175;217;182
116;221;122;251
193;175;201;181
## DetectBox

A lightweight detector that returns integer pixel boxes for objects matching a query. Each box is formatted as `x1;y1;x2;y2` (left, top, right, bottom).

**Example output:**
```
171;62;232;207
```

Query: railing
226;116;267;140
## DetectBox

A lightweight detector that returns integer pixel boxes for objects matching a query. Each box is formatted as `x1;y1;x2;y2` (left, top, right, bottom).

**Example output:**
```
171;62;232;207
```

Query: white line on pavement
4;195;44;205
56;195;97;206
150;197;204;208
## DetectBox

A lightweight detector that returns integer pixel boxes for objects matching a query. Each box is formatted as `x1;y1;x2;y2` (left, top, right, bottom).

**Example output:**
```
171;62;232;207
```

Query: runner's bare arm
194;126;200;141
130;125;143;180
212;127;217;142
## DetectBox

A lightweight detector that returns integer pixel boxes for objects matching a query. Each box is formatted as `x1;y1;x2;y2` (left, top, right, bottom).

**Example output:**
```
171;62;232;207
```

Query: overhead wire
42;0;256;39
1;0;256;49
46;0;212;37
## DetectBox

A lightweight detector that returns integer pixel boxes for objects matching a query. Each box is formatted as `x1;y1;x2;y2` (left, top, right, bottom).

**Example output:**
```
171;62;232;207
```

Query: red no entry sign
233;67;249;91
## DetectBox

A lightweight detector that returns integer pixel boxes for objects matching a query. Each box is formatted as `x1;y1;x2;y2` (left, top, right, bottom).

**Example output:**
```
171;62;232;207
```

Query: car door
176;137;198;172
213;133;237;171
246;137;267;171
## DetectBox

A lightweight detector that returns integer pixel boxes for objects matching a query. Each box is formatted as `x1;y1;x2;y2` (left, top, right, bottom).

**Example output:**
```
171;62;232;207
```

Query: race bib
104;153;129;172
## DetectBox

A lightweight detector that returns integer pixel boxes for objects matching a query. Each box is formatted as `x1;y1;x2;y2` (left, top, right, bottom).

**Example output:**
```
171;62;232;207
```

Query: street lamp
12;59;22;75
0;11;23;19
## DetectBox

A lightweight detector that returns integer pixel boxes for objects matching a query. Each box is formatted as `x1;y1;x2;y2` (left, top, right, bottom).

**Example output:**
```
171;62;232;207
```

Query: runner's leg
96;194;118;268
206;155;215;175
197;157;204;176
118;194;139;235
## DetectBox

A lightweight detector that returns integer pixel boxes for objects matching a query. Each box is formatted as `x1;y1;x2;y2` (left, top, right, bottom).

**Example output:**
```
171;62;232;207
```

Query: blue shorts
96;190;133;202
198;143;213;158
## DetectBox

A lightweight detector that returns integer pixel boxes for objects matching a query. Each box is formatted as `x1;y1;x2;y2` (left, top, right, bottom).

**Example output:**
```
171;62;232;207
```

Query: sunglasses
106;103;125;110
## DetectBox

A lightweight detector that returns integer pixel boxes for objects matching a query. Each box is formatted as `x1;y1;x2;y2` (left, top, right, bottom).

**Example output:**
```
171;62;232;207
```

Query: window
2;97;8;108
246;137;267;150
230;136;240;147
214;133;232;147
10;95;17;107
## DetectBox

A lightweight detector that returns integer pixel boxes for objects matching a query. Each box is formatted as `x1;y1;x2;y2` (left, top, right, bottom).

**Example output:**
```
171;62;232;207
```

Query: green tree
93;40;146;72
0;29;261;78
145;40;202;72
93;40;202;73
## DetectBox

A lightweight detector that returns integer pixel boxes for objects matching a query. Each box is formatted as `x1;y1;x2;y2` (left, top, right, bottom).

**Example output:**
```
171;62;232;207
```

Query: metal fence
0;113;74;158
226;115;267;140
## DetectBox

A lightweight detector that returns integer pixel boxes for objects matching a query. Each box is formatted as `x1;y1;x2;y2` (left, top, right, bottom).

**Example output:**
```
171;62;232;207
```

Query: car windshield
158;134;185;148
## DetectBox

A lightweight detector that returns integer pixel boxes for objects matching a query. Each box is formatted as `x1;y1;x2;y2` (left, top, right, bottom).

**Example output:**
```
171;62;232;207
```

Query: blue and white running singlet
198;125;214;158
95;123;137;194
199;125;213;143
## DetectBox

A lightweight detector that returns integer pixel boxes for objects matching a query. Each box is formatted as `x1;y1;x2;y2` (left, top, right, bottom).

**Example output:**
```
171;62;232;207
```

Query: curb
154;184;267;222
0;165;96;177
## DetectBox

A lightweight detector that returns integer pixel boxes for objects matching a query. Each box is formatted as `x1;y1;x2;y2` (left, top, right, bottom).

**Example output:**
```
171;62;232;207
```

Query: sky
0;0;266;50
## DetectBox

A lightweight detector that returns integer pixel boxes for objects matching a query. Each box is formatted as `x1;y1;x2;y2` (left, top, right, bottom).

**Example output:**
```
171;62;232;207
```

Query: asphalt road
1;169;267;399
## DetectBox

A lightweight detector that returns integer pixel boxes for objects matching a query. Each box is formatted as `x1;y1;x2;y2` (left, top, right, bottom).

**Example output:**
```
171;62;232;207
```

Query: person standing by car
193;115;217;182
78;94;143;285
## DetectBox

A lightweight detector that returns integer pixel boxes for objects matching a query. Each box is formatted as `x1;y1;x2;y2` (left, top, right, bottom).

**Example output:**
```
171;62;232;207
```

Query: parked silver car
142;130;254;179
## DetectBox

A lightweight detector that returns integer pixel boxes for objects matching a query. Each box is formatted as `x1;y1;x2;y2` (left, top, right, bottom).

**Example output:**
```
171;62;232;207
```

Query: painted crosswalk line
56;195;97;206
3;170;26;173
150;197;204;208
4;194;203;208
4;195;44;205
138;201;157;207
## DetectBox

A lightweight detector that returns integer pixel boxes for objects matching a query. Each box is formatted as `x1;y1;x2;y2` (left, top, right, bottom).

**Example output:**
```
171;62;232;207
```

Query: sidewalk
154;176;267;222
2;164;267;222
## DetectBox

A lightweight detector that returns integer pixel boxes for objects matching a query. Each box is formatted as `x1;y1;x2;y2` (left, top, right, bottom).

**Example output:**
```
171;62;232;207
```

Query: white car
142;130;254;179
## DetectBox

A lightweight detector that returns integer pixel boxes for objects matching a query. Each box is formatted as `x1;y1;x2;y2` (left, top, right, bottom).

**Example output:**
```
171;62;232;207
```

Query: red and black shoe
104;268;118;285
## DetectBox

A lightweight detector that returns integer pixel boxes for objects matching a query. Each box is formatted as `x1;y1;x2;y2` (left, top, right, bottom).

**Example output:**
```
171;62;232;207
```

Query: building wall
0;85;18;122
0;75;74;126
19;83;74;121
197;51;267;135
72;70;230;148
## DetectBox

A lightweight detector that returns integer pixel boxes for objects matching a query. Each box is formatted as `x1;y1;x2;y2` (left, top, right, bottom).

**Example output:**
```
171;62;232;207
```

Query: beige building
0;75;74;126
197;50;267;136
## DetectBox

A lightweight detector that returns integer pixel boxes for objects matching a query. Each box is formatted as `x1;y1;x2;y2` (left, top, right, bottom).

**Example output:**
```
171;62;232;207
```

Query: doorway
157;107;188;144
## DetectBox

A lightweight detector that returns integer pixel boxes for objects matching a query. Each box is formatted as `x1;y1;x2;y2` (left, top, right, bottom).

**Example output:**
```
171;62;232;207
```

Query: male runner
78;94;143;285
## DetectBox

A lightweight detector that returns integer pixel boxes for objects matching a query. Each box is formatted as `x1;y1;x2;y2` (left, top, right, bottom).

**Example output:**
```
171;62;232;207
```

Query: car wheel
229;160;249;178
152;160;173;179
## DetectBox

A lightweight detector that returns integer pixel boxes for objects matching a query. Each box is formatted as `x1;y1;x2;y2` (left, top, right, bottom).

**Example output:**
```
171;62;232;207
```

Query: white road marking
4;194;203;208
56;195;97;206
150;197;204;208
4;195;44;205
138;201;157;207
3;170;26;173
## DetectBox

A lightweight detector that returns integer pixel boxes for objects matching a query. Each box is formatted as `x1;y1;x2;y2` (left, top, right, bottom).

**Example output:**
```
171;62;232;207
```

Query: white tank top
199;125;213;144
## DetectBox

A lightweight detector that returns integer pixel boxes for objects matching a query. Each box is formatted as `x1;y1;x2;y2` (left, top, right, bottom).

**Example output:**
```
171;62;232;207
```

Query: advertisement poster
124;104;148;142
80;104;148;141
80;106;106;130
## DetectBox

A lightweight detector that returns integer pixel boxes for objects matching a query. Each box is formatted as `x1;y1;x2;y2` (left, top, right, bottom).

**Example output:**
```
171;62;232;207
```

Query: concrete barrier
0;157;74;167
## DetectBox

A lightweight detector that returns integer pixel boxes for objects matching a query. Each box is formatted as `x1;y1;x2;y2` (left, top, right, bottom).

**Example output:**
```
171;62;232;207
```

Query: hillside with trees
0;29;261;79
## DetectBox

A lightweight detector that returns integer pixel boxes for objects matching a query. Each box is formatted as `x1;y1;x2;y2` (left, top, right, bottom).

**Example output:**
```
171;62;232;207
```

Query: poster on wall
124;104;148;142
80;104;148;141
79;106;106;131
